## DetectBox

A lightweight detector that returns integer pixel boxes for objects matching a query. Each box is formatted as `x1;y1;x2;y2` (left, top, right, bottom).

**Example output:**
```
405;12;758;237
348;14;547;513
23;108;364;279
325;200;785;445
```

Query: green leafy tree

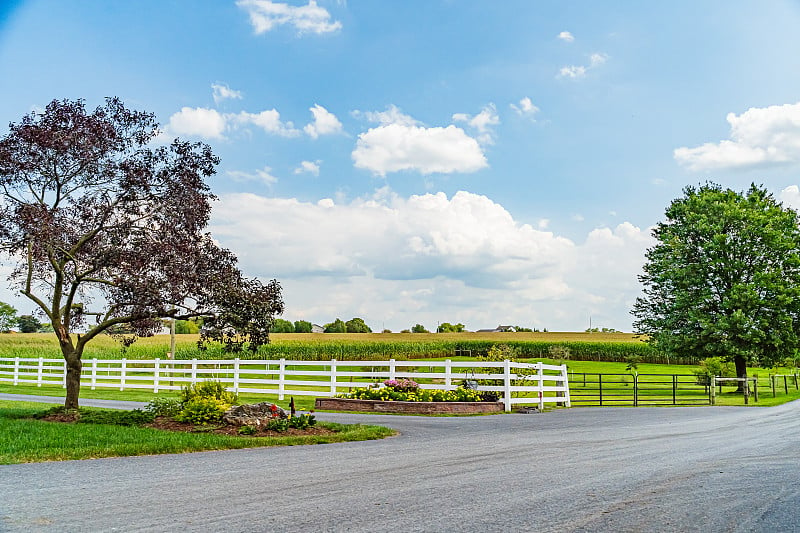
411;323;429;333
271;318;295;333
294;320;313;333
0;301;17;332
632;184;800;382
345;317;372;333
174;319;200;334
324;318;347;333
437;322;465;333
16;314;42;333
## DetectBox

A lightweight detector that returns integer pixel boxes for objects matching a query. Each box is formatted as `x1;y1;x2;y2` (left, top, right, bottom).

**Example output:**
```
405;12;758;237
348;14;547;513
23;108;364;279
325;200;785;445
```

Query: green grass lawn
0;400;395;464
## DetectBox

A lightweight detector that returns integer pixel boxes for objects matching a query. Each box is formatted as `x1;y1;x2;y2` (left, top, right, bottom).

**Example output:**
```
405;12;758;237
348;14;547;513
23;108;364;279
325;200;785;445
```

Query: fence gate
568;373;711;406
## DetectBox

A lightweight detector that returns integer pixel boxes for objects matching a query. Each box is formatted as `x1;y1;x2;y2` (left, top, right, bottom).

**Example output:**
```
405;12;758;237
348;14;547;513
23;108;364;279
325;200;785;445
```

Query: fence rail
0;357;570;412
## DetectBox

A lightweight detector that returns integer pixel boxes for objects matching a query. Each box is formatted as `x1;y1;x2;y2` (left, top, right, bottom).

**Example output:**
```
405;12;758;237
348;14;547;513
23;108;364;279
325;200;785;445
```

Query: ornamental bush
180;380;238;405
342;384;486;402
175;397;230;425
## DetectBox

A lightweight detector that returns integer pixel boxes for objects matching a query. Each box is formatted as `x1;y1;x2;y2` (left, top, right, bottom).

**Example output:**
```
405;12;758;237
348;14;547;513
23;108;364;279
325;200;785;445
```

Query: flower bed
314;397;504;414
318;379;504;414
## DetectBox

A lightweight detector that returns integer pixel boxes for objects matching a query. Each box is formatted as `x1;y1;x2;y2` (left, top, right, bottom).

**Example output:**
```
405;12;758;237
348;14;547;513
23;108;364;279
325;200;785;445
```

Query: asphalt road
2;395;799;532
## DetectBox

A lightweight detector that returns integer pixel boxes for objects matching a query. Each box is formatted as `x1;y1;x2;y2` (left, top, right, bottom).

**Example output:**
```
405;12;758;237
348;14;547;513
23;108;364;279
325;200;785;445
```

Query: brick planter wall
314;398;504;414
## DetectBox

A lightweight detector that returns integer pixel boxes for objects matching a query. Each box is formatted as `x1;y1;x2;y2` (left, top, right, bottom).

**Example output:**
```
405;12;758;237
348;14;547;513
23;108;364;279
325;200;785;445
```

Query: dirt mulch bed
38;413;336;437
145;416;337;437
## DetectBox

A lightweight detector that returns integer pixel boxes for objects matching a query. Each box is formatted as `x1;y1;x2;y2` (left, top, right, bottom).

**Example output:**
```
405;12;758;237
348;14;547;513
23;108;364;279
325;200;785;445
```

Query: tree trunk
57;328;83;409
734;355;747;393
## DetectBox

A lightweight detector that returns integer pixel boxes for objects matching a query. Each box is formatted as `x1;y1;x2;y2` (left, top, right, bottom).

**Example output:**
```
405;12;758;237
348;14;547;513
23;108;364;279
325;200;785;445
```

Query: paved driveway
1;395;799;532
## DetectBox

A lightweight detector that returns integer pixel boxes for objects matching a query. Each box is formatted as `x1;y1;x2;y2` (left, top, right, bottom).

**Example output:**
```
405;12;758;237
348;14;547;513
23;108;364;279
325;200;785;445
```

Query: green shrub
180;380;238;405
287;413;316;429
267;417;290;432
175;397;230;425
144;397;183;418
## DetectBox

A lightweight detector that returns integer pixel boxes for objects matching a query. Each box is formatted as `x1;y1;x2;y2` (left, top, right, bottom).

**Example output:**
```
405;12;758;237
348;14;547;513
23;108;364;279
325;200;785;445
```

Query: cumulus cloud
166;107;228;139
352;106;488;176
558;52;608;80
234;109;301;137
674;102;800;171
163;107;300;140
558;31;574;42
226;166;278;185
510;97;539;118
210;189;653;331
294;160;321;176
211;83;243;104
237;0;342;35
779;185;800;210
303;104;343;138
452;103;500;145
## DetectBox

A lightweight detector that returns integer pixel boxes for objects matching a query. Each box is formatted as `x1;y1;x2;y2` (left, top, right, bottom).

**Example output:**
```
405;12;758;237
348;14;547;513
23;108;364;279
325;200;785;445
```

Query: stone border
315;397;504;414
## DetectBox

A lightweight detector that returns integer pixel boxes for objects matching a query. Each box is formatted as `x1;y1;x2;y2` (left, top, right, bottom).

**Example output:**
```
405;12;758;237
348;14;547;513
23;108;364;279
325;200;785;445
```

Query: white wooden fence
0;357;570;412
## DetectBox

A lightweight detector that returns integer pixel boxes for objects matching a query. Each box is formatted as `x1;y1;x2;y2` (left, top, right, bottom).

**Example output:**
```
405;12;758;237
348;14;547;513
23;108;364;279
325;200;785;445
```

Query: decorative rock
223;402;287;427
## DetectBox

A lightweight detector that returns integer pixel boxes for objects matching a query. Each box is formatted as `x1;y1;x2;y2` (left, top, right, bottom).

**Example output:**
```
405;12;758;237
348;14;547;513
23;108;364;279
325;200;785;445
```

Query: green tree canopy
345;317;372;333
294;320;313;333
632;183;800;379
324;318;347;333
0;301;17;332
271;318;295;333
16;314;42;333
411;323;429;333
174;319;201;334
437;322;465;333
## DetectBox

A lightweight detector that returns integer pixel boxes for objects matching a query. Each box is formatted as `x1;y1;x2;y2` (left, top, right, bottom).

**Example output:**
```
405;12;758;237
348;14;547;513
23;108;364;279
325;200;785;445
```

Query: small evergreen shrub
180;380;238;405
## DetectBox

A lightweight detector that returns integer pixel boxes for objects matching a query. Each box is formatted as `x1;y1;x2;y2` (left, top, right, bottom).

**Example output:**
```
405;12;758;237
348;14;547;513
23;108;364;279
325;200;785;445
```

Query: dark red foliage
0;98;283;406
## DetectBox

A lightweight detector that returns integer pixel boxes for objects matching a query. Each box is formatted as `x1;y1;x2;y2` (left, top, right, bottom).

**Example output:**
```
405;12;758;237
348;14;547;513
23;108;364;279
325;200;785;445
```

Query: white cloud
303;104;343;138
237;0;342;35
166;107;227;139
352;107;487;176
163;107;301;140
226;166;278;185
558;31;575;43
558;52;608;80
558;65;587;79
452;103;500;145
779;185;800;210
211;83;243;104
589;52;608;67
294;160;321;176
234;109;301;137
510;97;539;118
674;102;800;171
210;189;654;331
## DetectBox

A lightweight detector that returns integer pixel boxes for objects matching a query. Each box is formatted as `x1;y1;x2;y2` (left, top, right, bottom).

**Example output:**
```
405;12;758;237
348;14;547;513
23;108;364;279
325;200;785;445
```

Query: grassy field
0;400;395;464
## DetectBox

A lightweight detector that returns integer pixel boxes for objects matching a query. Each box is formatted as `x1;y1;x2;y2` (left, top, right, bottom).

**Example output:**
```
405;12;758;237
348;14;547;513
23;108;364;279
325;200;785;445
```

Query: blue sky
2;1;800;332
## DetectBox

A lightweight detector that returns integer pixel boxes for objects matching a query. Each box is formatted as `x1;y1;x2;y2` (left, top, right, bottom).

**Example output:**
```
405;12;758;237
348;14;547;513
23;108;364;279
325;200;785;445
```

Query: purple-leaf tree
0;98;284;408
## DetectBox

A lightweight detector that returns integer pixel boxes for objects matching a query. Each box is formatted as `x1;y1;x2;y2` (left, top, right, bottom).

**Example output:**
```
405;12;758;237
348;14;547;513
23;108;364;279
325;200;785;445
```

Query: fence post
771;375;776;398
503;360;512;412
330;359;338;397
62;360;67;388
710;376;716;405
37;357;44;387
13;357;19;385
598;374;603;406
278;358;285;400
153;358;160;393
537;363;545;411
753;378;758;403
784;375;789;394
561;365;571;407
191;359;197;383
633;373;638;407
445;359;452;388
91;358;98;390
672;375;677;405
120;358;126;391
743;378;749;405
389;359;396;381
233;358;240;393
